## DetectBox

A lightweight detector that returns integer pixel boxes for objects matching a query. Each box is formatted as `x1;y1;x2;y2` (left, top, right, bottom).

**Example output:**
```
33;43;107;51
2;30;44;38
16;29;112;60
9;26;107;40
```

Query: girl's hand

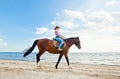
62;36;65;39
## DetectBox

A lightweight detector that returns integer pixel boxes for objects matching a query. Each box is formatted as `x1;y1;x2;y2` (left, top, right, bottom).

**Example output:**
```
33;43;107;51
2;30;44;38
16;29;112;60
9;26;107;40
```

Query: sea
0;52;120;66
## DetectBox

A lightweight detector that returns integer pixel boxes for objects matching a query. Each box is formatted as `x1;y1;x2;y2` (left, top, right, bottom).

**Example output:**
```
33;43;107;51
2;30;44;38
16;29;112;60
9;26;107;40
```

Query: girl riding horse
23;27;81;69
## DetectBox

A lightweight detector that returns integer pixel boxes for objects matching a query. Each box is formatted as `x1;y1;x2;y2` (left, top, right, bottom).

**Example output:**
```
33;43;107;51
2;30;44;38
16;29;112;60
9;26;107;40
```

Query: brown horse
23;37;81;69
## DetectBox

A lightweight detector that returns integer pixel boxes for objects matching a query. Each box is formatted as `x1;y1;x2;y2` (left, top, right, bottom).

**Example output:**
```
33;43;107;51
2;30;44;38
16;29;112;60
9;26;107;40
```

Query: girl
54;26;64;51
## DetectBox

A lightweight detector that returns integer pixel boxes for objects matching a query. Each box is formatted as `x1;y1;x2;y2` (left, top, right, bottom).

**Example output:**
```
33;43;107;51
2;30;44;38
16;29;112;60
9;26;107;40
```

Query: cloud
0;38;7;47
106;0;120;6
83;0;120;13
51;9;120;34
51;9;85;29
35;27;49;34
85;10;120;35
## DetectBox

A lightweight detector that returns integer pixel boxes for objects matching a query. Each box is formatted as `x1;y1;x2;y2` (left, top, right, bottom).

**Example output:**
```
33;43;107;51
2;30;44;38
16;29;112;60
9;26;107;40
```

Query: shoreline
1;59;120;66
0;60;120;79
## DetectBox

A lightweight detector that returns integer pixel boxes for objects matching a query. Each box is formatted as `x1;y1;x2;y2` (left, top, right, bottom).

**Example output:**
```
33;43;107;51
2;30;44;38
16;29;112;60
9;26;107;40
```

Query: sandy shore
0;60;120;79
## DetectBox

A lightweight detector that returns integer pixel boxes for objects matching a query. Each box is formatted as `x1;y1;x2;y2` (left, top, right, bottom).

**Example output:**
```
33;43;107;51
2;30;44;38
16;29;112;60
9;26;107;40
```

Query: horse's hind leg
36;53;40;64
36;50;45;64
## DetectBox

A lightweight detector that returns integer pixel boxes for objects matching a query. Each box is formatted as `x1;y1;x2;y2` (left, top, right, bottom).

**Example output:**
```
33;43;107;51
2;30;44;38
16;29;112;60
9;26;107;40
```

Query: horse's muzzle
78;46;81;49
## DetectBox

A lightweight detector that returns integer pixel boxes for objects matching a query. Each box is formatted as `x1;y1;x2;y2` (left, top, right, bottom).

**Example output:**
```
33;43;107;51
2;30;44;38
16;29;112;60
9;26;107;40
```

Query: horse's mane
64;37;77;40
64;37;77;43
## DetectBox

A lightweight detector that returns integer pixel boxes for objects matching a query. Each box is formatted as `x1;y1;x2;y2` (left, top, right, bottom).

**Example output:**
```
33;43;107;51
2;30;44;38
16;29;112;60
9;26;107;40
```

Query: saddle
52;38;66;48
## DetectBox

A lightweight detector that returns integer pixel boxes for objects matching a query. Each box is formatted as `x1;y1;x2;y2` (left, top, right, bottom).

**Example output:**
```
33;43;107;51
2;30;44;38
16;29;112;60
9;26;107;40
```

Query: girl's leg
59;38;64;49
55;36;64;49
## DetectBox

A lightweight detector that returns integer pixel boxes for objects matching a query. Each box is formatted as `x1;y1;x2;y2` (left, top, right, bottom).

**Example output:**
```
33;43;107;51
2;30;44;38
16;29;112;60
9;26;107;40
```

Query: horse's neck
65;38;74;48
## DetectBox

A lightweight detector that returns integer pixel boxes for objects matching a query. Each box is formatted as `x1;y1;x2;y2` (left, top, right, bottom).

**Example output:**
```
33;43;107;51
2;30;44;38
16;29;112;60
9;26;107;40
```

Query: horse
23;37;81;69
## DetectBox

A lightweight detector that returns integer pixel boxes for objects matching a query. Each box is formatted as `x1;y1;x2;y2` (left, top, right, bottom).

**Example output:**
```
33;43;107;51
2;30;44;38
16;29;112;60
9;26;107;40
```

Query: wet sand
0;60;120;79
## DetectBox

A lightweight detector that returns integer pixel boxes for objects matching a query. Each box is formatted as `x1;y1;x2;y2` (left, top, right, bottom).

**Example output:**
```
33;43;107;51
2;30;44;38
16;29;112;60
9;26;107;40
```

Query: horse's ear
77;36;79;39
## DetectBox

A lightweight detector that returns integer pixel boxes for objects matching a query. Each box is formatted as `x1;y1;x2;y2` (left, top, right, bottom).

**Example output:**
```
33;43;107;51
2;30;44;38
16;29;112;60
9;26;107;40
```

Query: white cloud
0;38;7;47
106;0;120;6
84;0;120;13
34;26;56;39
51;9;85;29
35;27;49;34
85;10;120;35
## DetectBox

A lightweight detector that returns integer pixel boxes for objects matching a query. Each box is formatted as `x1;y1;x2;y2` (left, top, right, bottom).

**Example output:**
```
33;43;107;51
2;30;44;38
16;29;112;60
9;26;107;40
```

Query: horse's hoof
36;59;40;64
55;67;58;69
36;62;40;66
55;65;58;69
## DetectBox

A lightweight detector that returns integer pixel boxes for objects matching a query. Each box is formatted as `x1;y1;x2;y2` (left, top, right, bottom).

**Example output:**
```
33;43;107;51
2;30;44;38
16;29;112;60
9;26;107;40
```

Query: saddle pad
52;39;66;48
53;40;59;48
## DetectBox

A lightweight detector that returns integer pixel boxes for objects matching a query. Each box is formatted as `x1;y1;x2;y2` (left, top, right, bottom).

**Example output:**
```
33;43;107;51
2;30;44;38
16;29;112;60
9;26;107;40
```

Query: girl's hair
54;26;60;30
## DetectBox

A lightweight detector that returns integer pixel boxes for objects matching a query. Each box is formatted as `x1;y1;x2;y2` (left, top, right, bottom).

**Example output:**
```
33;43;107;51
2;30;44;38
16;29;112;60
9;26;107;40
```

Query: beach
0;60;120;79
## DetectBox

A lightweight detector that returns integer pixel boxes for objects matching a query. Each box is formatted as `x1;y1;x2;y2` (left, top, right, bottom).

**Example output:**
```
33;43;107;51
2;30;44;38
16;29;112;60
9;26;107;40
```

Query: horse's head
74;37;81;49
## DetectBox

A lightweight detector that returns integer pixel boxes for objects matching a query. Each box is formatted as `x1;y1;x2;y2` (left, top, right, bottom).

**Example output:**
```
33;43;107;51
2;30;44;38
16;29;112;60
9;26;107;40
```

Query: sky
0;0;120;52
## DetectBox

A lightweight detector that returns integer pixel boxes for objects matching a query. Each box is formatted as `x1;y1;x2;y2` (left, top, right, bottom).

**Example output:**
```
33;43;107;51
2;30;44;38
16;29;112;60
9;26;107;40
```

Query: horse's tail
23;40;39;57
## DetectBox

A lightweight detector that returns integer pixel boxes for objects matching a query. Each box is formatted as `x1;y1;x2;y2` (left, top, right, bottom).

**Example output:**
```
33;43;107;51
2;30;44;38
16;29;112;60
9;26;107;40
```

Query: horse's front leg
55;53;63;69
64;55;72;69
65;55;69;66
